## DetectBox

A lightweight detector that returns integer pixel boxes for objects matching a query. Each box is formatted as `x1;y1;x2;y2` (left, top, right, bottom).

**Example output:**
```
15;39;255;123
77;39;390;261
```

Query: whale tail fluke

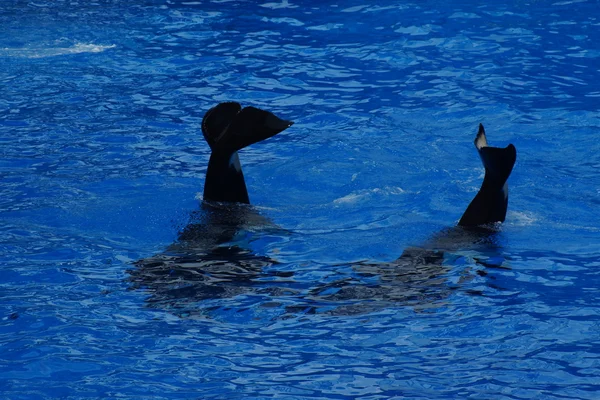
201;102;293;204
458;124;517;227
202;102;293;154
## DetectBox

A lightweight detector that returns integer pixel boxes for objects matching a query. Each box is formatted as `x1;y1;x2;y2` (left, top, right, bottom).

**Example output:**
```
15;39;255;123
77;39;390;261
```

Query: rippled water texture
2;0;600;398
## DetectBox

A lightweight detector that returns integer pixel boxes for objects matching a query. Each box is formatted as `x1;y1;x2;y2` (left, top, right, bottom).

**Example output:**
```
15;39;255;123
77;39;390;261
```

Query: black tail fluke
202;102;293;153
458;124;517;227
201;102;293;204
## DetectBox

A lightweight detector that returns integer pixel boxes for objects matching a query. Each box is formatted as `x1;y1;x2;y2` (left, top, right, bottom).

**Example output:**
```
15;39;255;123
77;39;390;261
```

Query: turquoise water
2;0;600;398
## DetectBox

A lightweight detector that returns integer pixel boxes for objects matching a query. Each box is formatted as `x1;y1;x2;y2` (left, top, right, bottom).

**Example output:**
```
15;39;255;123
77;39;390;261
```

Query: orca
458;124;517;227
303;124;518;314
202;102;293;204
129;102;294;312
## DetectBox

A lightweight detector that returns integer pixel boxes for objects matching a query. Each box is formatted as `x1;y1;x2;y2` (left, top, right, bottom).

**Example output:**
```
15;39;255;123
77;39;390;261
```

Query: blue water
2;0;600;398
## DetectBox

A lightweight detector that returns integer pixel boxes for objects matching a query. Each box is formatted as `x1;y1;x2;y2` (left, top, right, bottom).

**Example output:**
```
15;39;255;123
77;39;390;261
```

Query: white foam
0;43;116;59
333;187;405;205
507;211;538;226
260;0;297;9
333;192;369;205
260;17;304;26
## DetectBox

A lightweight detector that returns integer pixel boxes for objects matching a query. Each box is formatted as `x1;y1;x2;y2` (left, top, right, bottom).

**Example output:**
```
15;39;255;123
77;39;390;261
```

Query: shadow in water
128;202;294;310
303;225;510;315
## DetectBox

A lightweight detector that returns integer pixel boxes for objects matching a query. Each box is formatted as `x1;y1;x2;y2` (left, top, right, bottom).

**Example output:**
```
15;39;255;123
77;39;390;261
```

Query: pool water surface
1;0;600;398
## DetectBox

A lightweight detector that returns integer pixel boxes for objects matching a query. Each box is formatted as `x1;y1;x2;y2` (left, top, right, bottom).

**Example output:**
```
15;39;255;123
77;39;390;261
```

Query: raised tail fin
201;102;293;153
458;124;517;227
201;102;294;204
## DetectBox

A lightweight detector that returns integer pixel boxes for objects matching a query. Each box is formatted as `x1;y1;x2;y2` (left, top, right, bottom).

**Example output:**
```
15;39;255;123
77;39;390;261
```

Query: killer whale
303;124;518;314
202;102;293;204
129;103;294;311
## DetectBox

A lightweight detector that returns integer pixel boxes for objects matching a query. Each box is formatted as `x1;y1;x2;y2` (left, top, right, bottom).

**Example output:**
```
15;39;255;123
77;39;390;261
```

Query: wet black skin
458;124;517;226
204;151;250;204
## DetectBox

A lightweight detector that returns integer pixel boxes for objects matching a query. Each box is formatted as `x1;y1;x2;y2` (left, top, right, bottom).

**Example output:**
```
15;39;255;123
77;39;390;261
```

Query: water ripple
2;0;600;398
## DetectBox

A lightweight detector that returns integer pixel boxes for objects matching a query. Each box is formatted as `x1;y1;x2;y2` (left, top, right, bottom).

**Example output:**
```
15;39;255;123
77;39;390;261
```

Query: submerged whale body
129;203;287;307
308;226;504;314
202;102;293;204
